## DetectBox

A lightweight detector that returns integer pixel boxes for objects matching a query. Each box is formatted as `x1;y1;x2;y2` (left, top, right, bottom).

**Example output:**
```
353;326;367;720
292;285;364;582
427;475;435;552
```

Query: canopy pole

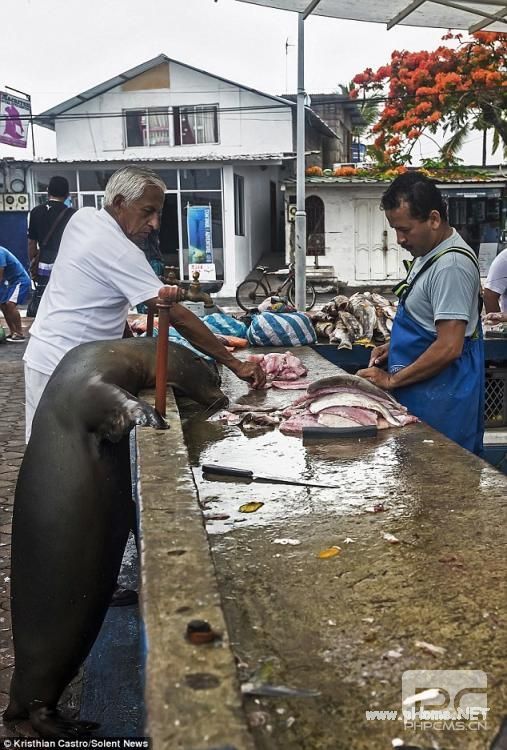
294;10;307;311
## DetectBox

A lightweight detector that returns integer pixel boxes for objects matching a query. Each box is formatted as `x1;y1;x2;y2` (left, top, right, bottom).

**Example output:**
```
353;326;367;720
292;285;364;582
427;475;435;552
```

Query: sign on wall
187;204;213;265
0;92;30;148
188;262;217;281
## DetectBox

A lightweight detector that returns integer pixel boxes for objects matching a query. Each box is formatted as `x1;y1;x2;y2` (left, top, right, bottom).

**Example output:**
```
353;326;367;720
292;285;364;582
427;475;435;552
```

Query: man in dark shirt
27;176;75;309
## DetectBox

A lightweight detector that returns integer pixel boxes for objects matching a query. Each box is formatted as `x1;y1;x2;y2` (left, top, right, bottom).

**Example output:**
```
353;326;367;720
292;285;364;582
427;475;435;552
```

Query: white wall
54;61;293;161
220;164;280;296
285;183;409;286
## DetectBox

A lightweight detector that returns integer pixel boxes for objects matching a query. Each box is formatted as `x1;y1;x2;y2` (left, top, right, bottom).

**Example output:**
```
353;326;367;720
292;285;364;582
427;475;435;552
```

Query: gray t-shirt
405;229;480;337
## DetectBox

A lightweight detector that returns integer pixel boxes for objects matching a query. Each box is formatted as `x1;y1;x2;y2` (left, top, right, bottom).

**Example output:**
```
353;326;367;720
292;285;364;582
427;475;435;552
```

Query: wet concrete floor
181;347;507;750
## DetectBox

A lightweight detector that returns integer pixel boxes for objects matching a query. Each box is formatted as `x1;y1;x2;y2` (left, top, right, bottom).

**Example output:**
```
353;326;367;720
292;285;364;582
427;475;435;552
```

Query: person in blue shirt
0;246;31;342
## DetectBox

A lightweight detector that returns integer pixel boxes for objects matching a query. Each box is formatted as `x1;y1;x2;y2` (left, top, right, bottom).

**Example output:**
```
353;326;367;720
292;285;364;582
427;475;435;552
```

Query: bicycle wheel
235;279;270;312
288;281;317;311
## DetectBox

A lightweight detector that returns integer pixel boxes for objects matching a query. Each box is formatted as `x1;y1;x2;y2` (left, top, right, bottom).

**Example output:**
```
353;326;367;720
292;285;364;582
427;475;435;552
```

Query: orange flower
333;166;357;176
305;166;323;176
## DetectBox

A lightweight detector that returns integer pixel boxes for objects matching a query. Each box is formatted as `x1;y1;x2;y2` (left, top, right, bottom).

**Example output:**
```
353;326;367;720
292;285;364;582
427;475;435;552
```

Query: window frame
173;104;219;146
123;104;220;149
234;174;245;236
123;107;172;148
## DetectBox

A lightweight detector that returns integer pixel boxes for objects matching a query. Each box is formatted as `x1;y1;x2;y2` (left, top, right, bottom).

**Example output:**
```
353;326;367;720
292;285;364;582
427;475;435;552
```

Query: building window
174;105;219;145
124;108;171;147
124;106;218;148
234;174;245;236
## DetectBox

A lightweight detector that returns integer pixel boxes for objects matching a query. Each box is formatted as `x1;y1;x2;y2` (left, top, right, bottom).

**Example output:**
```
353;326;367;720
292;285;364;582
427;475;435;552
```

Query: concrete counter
138;345;507;749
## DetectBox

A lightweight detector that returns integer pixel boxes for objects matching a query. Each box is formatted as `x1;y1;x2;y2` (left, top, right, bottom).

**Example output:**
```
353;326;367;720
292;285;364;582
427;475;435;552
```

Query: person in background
136;229;165;314
483;247;507;315
27;176;75;315
357;171;483;455
0;246;31;342
142;228;165;278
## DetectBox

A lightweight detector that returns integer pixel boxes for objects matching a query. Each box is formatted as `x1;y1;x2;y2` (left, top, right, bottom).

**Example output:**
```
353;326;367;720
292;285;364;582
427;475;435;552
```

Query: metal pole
294;11;307;311
146;308;154;337
155;300;171;417
30;101;36;161
294;0;322;311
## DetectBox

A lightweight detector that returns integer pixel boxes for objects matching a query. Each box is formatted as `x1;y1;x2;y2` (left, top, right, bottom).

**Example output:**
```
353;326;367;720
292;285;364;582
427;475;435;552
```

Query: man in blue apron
357;171;484;455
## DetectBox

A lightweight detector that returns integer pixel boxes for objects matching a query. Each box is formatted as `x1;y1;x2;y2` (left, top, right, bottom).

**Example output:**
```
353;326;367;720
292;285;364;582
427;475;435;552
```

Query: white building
28;54;341;295
284;175;507;287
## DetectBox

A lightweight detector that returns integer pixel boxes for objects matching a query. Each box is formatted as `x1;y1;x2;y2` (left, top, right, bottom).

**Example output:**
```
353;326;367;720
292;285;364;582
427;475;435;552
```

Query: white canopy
238;0;507;33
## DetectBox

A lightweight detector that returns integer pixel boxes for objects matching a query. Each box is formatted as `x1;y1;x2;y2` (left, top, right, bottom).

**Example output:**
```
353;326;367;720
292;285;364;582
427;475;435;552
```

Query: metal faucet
185;270;215;308
163;266;215;309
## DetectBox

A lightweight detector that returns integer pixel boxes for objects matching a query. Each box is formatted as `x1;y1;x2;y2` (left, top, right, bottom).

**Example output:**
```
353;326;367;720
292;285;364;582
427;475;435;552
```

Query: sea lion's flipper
83;376;168;441
29;708;100;739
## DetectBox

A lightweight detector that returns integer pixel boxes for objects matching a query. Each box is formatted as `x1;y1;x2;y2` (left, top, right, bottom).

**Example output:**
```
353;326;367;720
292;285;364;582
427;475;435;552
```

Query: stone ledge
137;390;254;750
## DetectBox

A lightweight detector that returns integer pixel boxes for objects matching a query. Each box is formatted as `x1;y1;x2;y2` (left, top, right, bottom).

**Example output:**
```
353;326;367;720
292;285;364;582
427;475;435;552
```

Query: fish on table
310;292;398;347
279;371;417;435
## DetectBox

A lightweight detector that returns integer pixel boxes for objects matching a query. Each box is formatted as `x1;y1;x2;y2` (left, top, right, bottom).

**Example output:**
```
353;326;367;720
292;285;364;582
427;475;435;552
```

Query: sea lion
5;338;228;737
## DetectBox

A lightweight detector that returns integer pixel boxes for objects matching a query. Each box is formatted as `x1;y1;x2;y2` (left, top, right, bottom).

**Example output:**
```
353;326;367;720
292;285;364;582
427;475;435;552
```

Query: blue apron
388;255;484;455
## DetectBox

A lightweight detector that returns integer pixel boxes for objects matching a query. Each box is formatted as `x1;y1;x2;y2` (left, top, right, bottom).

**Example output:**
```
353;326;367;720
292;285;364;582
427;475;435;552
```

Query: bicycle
235;262;317;312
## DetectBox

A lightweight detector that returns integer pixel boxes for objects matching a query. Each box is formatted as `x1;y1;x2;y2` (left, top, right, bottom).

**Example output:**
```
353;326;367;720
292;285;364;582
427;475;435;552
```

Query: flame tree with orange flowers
350;32;507;167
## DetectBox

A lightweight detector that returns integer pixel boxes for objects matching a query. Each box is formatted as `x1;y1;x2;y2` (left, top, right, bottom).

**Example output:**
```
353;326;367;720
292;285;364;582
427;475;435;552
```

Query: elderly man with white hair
24;165;265;441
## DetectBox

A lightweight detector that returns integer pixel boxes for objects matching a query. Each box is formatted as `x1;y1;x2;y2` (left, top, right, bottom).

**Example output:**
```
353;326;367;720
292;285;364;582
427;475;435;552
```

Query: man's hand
485;311;507;323
229;360;266;389
356;366;394;391
166;303;266;388
368;343;389;368
29;256;39;281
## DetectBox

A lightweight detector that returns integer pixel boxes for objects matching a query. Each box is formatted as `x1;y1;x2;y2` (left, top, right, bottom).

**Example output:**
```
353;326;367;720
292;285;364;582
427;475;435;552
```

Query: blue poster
187;204;213;264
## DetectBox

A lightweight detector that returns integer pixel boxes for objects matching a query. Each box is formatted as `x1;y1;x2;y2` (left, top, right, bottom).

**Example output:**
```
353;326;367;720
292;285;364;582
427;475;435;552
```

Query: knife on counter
201;463;340;489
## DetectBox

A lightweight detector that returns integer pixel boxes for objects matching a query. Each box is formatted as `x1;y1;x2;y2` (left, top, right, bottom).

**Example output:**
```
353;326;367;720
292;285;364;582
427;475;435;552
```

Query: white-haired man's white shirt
23;207;161;440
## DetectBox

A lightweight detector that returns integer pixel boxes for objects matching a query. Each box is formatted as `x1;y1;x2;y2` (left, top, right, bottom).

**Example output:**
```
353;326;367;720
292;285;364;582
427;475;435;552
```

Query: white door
354;199;410;281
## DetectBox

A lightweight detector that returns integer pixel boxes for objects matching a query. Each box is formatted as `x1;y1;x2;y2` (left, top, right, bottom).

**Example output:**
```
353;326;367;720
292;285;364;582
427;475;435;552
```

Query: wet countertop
181;346;507;750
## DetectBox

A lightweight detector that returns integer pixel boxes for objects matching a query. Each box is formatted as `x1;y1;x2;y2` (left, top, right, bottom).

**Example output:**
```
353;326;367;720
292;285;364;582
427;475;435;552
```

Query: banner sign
0;92;30;148
187;204;213;265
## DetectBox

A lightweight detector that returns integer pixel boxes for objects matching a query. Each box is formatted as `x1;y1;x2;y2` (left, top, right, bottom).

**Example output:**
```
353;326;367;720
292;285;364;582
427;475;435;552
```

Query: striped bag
247;312;317;347
203;313;248;339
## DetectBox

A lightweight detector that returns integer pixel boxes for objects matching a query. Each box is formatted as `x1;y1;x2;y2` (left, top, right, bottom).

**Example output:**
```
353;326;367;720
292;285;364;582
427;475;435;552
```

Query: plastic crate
485;368;507;428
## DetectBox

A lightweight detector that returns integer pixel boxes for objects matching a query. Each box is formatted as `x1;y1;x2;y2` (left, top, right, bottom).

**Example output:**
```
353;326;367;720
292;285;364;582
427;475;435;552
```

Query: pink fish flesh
316;405;379;426
308;392;404;427
271;379;309;390
279;413;320;435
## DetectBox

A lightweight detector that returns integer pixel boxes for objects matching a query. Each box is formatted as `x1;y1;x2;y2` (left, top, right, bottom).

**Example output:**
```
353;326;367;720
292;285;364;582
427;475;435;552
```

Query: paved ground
0;319;136;738
0;319;30;736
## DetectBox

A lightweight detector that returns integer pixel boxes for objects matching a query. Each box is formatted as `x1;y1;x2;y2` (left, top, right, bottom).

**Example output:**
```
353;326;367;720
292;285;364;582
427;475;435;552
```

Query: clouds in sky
0;0;492;162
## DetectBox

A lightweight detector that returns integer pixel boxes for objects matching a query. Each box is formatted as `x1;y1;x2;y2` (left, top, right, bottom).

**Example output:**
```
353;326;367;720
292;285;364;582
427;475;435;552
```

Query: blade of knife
201;463;339;489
